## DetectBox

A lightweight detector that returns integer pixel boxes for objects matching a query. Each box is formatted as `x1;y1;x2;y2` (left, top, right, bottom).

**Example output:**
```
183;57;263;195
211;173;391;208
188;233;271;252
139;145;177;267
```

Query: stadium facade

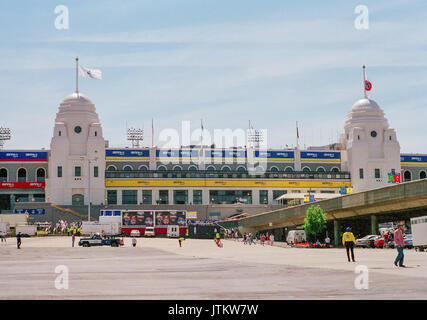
0;86;426;213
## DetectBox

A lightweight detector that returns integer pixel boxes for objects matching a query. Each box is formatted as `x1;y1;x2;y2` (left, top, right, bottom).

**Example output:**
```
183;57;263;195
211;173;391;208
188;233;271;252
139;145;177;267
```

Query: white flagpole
200;119;203;148
151;118;154;147
76;57;79;95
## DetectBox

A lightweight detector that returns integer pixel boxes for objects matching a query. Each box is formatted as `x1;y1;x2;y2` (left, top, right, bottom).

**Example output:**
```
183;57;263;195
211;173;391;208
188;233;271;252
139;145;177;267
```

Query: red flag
296;122;299;139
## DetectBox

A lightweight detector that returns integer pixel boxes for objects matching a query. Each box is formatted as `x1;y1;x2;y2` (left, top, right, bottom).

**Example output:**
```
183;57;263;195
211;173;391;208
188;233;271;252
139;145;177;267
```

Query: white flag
78;64;102;80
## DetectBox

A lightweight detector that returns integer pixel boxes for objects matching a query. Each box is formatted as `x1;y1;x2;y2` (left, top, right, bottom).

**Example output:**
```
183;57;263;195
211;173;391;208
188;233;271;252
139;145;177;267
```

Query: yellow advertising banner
106;179;351;188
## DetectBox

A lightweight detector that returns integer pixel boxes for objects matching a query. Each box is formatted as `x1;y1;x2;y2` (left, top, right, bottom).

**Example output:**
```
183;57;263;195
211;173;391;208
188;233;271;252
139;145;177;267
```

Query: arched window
0;168;7;182
18;168;27;182
123;165;133;171
138;165;148;171
302;167;310;172
173;165;182;171
255;166;265;173
237;166;246;172
404;170;412;182
331;167;340;173
420;171;427;180
284;167;293;172
107;165;117;171
157;166;167;171
270;166;279;172
36;168;46;182
317;167;326;173
188;165;198;171
206;166;216;171
221;166;231;172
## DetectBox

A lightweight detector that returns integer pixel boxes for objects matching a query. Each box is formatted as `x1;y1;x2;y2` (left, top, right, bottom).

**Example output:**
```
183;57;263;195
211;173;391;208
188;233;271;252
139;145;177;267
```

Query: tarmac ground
1;236;426;299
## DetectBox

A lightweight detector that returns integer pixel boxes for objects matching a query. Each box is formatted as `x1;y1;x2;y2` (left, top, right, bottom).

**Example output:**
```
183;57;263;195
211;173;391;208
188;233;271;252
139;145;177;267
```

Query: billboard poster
155;211;171;226
122;211;154;227
122;210;187;227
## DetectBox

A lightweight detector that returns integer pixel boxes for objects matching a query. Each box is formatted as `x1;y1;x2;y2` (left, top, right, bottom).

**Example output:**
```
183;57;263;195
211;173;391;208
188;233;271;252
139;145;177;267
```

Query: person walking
71;232;76;247
260;233;266;246
178;236;184;247
0;230;6;242
325;235;331;248
270;233;275;246
394;224;406;267
342;227;356;262
16;232;22;249
132;237;137;247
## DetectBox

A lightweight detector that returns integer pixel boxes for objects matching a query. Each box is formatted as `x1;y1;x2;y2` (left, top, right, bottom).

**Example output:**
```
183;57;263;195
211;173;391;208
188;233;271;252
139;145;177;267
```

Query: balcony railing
105;170;351;180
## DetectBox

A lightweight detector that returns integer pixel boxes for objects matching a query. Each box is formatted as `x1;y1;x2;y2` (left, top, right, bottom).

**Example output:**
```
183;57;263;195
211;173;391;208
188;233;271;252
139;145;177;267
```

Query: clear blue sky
1;0;426;153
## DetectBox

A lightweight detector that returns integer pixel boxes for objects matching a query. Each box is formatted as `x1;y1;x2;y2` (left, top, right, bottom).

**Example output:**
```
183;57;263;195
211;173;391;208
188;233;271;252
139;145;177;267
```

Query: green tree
302;205;327;242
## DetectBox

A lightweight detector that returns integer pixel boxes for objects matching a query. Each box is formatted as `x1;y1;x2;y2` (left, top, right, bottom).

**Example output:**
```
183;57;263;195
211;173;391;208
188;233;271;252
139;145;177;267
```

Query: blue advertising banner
0;151;47;162
14;209;45;215
100;210;122;216
401;155;427;165
106;149;150;160
205;149;246;160
254;150;294;161
301;151;341;162
156;149;199;160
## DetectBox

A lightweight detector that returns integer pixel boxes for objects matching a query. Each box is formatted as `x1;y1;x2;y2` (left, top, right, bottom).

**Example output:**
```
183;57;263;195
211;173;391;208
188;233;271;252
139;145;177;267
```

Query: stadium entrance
0;195;10;211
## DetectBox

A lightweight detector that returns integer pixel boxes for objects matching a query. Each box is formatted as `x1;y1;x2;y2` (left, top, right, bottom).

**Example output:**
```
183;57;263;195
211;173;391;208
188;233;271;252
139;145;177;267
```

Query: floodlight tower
127;127;144;148
0;127;11;149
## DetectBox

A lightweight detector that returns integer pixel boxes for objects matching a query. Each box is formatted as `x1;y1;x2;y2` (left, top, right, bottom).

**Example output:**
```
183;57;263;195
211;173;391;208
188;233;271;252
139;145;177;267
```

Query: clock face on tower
370;130;377;138
74;126;82;134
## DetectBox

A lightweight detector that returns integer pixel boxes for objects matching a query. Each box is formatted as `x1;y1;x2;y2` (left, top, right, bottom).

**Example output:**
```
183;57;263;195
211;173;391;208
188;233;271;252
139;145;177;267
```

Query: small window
359;168;364;179
375;168;380;179
94;166;99;177
357;135;360;140
75;166;81;177
57;166;62;177
95;131;97;136
59;131;61;136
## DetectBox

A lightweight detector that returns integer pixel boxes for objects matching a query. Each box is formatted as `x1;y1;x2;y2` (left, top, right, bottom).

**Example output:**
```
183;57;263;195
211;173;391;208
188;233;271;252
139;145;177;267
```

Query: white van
144;227;155;237
286;230;306;244
411;216;427;251
167;225;180;238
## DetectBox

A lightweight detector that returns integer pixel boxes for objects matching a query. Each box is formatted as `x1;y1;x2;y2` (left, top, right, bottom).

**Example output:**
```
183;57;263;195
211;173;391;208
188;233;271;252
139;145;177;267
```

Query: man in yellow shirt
342;227;356;262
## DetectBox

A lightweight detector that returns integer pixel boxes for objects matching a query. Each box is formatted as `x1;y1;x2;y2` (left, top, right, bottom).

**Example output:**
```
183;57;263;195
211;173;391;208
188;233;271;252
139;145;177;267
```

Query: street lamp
81;154;98;222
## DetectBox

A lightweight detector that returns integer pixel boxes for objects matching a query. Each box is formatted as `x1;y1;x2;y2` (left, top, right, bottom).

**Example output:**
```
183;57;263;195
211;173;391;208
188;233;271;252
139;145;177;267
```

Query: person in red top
394;224;406;267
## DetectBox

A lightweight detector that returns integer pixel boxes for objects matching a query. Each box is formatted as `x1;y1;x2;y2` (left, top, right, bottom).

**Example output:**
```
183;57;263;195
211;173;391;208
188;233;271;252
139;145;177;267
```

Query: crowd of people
223;228;276;246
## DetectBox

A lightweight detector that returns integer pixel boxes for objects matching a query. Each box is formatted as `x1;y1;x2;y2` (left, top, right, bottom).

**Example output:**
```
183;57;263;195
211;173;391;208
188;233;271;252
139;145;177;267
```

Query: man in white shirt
270;233;275;246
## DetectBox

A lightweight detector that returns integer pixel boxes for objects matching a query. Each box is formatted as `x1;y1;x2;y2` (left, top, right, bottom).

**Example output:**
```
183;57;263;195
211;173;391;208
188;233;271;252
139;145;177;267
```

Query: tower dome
345;97;389;130
60;92;93;106
56;92;99;123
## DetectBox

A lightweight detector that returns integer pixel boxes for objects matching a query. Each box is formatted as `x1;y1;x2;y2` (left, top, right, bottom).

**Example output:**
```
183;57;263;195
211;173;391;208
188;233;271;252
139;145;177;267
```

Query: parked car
374;236;385;248
144;227;155;237
130;230;141;237
356;235;378;248
404;234;413;249
369;235;382;248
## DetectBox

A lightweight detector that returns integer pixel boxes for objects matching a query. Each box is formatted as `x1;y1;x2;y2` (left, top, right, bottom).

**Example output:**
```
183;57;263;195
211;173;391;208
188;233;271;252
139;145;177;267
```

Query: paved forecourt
0;236;426;299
